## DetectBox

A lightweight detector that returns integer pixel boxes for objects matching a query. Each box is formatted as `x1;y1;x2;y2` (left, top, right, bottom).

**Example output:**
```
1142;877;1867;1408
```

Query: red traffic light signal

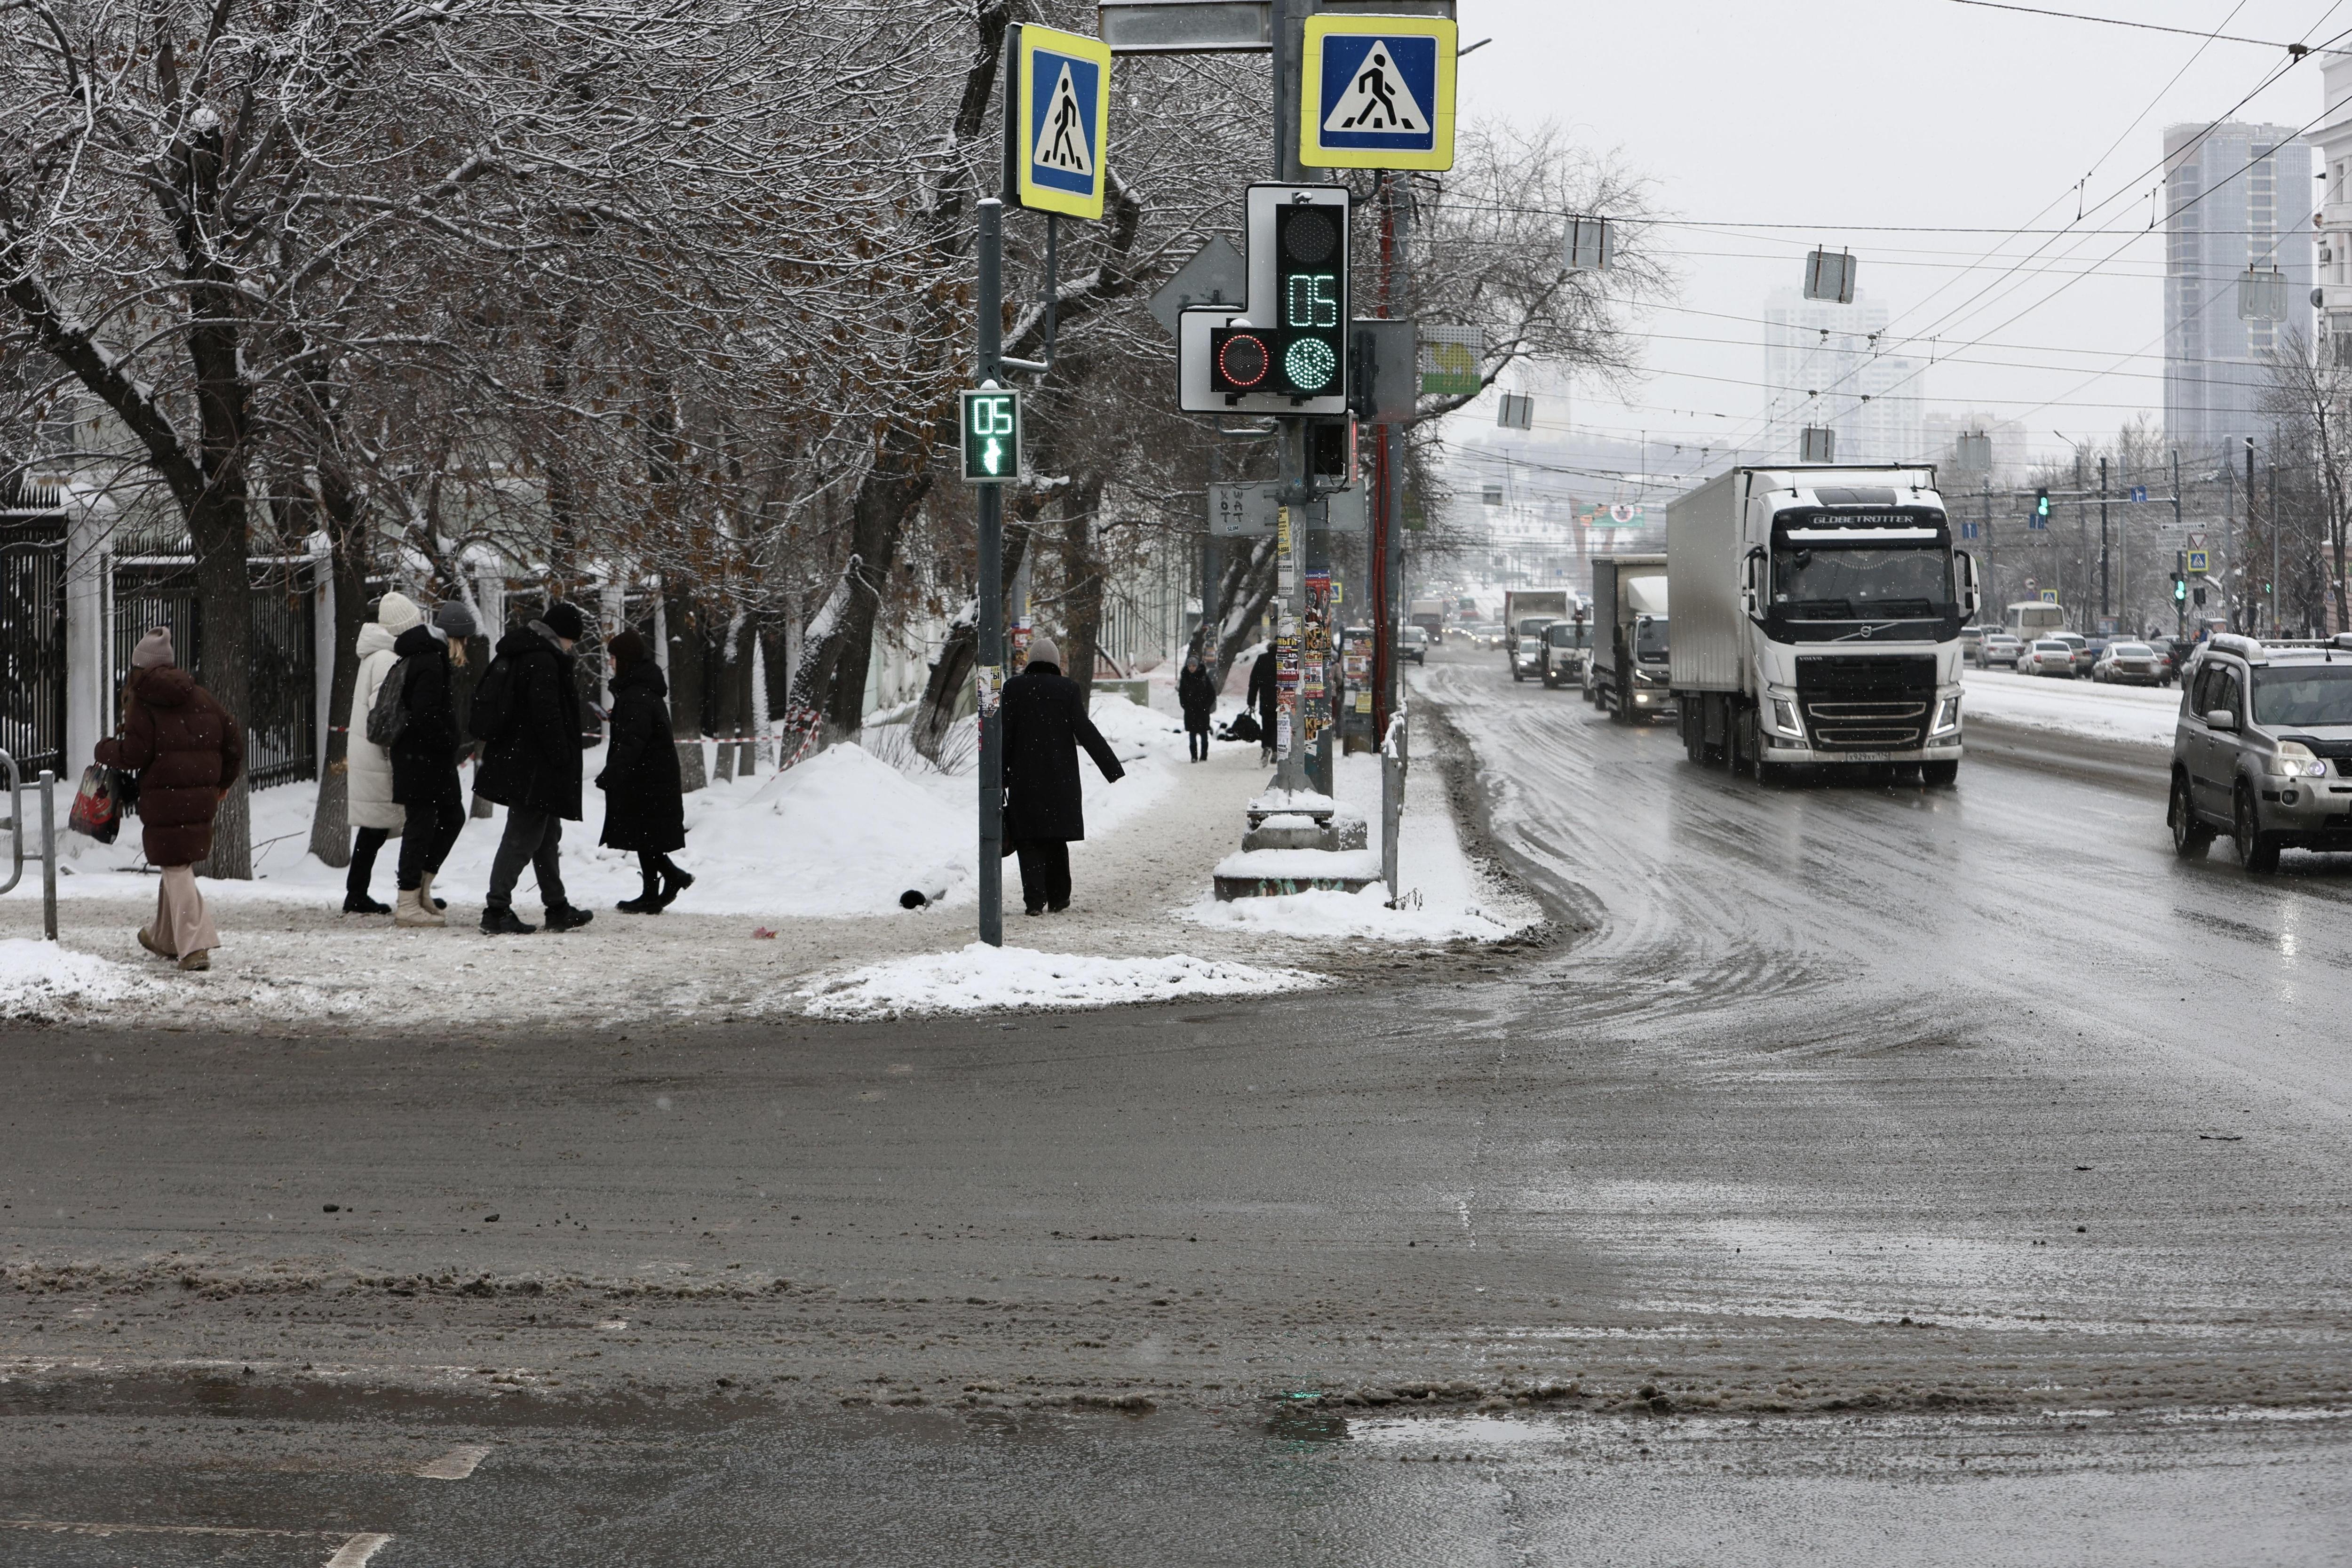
1210;326;1273;391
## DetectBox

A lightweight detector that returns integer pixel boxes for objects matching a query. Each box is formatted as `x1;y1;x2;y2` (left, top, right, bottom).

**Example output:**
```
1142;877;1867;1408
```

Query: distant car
1510;635;1544;682
2055;632;2093;677
1960;625;1994;661
1397;625;1428;665
2091;640;2164;686
2018;638;2077;677
1978;633;2024;669
1541;619;1590;689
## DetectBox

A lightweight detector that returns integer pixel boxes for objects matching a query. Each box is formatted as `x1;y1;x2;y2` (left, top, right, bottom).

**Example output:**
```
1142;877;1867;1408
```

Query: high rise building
2161;121;2314;462
1761;290;1926;464
2306;59;2352;366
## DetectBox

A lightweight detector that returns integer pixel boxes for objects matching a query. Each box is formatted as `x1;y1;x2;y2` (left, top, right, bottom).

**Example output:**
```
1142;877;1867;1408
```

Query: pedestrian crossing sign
1301;15;1456;171
2187;549;2210;575
1012;24;1112;220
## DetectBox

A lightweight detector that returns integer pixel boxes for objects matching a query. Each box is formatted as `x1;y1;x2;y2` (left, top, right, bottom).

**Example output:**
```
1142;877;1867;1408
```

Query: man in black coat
1000;636;1125;916
596;628;693;914
386;604;473;927
1246;643;1279;764
473;600;596;934
1177;652;1217;763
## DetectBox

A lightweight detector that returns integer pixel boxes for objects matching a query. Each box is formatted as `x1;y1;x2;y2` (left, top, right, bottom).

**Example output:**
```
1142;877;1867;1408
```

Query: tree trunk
664;578;709;793
712;613;751;782
911;515;1031;762
306;462;370;867
818;426;934;739
1057;474;1106;705
188;488;253;879
1211;536;1279;685
787;555;867;749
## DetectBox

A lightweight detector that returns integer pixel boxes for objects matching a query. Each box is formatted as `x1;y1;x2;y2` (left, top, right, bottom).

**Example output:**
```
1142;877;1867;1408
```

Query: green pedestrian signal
960;388;1022;484
2033;486;2050;527
2173;574;2187;603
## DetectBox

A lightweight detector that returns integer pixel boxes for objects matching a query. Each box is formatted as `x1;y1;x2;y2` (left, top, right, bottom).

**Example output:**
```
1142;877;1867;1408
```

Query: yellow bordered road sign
2187;549;2210;575
1301;14;1456;172
1012;24;1112;220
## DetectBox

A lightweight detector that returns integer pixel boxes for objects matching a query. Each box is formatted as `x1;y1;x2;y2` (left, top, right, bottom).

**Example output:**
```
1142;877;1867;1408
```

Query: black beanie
541;601;587;642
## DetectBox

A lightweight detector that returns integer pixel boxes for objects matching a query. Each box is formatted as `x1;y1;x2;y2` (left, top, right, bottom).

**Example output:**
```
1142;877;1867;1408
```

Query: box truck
1502;589;1572;680
1665;466;1980;784
1589;555;1669;719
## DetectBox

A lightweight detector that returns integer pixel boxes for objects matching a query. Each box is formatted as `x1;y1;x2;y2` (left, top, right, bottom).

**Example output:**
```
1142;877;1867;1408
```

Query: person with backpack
343;592;421;913
94;628;242;971
596;628;692;913
381;601;477;927
1178;651;1217;763
471;600;596;935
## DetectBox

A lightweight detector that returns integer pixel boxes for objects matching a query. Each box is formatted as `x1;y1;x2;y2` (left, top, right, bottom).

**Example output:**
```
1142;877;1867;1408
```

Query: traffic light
2173;574;2187;603
2032;487;2050;528
1186;185;1353;415
959;388;1021;483
1307;417;1355;493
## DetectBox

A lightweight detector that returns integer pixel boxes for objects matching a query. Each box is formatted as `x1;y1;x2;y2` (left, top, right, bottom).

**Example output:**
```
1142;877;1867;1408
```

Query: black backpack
469;652;520;743
364;656;413;747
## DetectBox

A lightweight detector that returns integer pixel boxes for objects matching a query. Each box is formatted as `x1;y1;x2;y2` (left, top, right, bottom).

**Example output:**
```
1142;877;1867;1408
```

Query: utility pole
2098;455;2110;622
1981;478;1994;613
2269;453;2280;637
2172;449;2185;642
975;197;1006;948
2244;435;2257;635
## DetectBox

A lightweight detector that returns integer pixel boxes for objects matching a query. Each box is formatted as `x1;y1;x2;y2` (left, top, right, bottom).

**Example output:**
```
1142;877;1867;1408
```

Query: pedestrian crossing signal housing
1208;189;1350;408
2033;487;2050;526
960;388;1022;483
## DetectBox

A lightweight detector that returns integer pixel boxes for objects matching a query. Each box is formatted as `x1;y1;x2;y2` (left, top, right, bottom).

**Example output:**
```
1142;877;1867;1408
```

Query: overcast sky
1464;0;2345;468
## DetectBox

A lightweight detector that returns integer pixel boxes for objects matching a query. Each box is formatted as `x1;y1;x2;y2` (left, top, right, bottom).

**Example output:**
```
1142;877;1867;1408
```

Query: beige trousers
152;865;220;958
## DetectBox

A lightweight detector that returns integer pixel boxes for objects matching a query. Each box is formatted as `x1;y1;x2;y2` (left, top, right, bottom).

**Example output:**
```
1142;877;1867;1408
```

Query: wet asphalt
3;642;2350;1563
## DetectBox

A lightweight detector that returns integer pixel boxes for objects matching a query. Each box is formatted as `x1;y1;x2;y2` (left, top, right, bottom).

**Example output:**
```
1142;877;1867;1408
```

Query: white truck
1502;588;1572;680
1665;466;1979;784
1589;555;1669;720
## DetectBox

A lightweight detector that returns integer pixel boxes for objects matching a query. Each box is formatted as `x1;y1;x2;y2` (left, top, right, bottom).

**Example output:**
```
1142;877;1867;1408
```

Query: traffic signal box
1184;185;1352;417
960;388;1022;483
2032;487;2050;528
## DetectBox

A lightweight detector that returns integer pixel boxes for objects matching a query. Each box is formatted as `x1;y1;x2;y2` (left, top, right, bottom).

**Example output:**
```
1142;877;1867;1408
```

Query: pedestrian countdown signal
960;389;1022;483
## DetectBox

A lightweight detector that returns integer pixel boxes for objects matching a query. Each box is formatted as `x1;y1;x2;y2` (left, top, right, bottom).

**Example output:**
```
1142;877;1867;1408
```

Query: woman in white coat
342;591;420;914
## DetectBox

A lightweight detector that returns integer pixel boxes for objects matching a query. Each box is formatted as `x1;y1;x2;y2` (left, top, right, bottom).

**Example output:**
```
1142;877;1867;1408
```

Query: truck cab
1668;467;1979;784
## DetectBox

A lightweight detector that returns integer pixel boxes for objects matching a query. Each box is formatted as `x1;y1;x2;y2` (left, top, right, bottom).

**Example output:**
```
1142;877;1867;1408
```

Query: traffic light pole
977;197;1006;948
2098;455;2109;623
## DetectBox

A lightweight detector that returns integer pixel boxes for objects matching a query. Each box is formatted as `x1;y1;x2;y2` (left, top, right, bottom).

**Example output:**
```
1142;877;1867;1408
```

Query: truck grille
1794;655;1938;752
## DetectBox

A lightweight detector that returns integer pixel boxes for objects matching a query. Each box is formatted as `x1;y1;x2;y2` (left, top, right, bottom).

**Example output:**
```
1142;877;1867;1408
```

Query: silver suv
2169;633;2352;872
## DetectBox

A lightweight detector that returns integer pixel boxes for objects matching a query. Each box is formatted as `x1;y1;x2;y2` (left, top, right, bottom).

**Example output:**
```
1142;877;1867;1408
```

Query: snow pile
800;942;1318;1019
725;744;971;915
0;939;145;1011
1962;669;2178;748
1212;847;1383;880
1185;883;1519;942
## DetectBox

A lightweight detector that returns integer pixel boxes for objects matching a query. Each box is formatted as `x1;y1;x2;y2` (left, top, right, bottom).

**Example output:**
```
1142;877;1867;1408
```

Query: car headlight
1929;694;1962;736
2267;742;2328;778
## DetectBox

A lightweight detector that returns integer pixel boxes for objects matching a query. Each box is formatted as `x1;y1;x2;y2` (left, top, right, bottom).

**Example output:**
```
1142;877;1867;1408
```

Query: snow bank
1212;847;1383;880
799;941;1317;1019
727;744;971;915
1184;883;1519;942
0;939;145;1011
1962;669;2178;748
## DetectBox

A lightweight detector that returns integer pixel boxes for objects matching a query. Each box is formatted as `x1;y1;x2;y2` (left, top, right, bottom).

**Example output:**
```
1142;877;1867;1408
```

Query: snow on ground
0;938;147;1016
1180;719;1536;943
1962;669;2179;749
797;941;1316;1019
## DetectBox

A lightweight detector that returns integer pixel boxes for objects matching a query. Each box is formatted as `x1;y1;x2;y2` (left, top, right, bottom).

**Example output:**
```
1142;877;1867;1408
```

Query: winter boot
394;888;439;928
137;925;170;959
544;904;595;933
177;949;210;971
342;891;391;915
655;864;696;910
480;906;537;935
417;872;448;925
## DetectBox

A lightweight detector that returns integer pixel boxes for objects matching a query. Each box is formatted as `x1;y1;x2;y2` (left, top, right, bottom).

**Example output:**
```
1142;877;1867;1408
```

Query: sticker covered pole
976;197;1006;947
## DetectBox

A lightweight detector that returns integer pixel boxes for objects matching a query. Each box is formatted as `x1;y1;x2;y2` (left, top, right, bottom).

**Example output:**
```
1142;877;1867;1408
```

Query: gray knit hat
130;627;175;669
1025;635;1061;670
433;600;479;640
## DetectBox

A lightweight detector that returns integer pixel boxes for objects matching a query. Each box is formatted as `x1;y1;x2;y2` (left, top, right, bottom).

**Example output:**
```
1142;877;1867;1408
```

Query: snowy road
4;644;2349;1562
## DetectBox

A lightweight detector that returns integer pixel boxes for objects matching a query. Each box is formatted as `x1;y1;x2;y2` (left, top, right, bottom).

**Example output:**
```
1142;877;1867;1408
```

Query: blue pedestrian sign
1300;15;1457;172
1012;24;1111;221
2129;485;2148;503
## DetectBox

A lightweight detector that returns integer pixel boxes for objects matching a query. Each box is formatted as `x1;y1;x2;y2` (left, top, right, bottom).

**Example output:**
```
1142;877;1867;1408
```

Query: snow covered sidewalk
0;684;1521;1027
1962;669;2178;750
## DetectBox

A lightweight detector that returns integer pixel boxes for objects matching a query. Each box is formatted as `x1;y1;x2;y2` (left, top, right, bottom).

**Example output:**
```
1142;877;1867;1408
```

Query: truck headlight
1929;695;1962;736
1766;696;1804;737
2267;742;2328;778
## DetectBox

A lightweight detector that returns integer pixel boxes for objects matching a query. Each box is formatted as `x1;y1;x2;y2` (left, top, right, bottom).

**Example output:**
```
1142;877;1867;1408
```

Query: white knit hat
1025;636;1061;669
375;590;423;634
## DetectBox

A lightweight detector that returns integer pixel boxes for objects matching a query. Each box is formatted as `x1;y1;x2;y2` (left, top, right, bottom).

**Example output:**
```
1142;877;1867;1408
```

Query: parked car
2169;631;2352;872
2018;638;2078;677
2090;640;2165;685
1510;634;1544;682
1397;625;1428;665
1960;624;1996;661
1978;633;2024;669
2056;631;2093;676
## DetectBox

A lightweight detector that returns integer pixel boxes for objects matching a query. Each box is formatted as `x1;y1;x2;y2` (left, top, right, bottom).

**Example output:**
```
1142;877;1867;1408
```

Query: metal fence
0;510;66;778
112;556;319;790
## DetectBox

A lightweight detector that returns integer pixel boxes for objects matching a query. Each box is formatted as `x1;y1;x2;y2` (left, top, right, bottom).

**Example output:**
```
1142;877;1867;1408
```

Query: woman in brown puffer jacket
94;628;244;971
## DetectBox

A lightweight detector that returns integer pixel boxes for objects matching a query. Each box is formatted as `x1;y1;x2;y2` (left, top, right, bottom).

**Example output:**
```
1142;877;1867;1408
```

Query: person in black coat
473;600;595;935
596;628;693;914
1000;636;1125;916
1177;652;1217;763
386;604;474;927
1246;644;1279;764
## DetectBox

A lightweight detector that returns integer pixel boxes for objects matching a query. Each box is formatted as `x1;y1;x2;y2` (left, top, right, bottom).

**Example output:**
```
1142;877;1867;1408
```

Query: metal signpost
973;23;1111;948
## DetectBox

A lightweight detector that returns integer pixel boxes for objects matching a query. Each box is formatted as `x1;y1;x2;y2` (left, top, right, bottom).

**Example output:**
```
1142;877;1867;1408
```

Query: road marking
414;1443;492;1480
1;1519;392;1560
326;1534;396;1566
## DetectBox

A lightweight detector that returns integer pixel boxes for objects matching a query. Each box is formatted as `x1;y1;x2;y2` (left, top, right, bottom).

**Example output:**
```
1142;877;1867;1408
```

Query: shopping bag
67;764;124;844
